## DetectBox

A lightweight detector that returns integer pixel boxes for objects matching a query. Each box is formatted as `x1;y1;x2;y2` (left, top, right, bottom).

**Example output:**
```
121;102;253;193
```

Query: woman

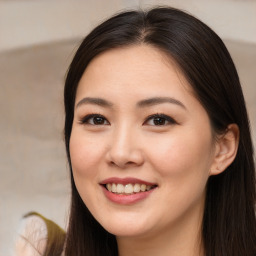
15;6;256;256
64;6;256;256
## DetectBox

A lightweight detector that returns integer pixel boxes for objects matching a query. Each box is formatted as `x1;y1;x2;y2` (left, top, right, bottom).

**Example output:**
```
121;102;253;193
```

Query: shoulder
13;213;48;256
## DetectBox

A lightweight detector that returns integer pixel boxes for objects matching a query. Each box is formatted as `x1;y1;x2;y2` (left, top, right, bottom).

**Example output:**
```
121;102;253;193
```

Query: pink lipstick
100;177;157;205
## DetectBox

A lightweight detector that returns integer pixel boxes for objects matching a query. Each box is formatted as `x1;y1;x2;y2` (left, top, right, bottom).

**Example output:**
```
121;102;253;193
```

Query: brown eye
92;116;105;125
144;114;176;126
81;114;109;125
152;117;167;125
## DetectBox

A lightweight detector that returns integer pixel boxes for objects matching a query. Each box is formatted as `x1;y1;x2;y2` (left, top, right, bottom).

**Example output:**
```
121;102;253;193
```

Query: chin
97;215;154;238
106;226;149;238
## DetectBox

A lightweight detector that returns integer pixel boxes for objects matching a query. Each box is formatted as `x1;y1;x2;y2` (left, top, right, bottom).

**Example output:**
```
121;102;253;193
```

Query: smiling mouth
103;183;157;195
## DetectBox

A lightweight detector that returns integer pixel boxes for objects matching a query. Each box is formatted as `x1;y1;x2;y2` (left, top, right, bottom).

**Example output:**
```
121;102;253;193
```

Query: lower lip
102;186;156;205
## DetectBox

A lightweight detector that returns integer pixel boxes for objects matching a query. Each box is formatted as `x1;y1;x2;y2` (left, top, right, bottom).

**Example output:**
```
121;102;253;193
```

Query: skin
69;45;238;256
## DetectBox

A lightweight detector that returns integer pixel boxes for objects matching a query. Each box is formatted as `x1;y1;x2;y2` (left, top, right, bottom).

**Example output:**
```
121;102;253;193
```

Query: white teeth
124;184;133;194
105;183;155;194
112;183;117;193
116;184;124;193
140;184;146;192
106;183;112;191
134;183;141;193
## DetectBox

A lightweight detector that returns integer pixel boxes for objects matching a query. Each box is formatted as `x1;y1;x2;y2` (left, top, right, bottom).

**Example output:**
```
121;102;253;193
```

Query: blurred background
0;0;255;255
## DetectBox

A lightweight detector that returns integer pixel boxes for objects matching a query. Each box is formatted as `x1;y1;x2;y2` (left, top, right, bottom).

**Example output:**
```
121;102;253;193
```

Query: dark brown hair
63;6;256;256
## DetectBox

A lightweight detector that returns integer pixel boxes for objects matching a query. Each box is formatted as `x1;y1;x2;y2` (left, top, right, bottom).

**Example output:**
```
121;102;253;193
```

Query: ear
210;124;239;176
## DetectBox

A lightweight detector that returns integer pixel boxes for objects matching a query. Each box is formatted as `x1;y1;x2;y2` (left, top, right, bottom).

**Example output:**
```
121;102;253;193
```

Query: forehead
83;45;180;78
76;45;194;99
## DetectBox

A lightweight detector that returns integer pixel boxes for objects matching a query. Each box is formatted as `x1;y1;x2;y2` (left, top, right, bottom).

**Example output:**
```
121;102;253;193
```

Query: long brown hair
63;6;256;255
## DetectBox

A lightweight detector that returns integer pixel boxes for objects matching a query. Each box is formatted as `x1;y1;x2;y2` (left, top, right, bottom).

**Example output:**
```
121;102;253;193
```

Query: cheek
146;128;213;179
69;131;103;179
147;130;213;216
69;131;105;207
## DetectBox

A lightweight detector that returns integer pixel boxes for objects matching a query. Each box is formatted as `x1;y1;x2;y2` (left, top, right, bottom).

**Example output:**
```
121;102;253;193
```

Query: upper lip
100;177;157;186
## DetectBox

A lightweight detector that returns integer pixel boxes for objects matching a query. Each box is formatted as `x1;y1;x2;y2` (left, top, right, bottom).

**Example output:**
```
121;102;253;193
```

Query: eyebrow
137;97;187;110
76;97;113;108
76;96;186;110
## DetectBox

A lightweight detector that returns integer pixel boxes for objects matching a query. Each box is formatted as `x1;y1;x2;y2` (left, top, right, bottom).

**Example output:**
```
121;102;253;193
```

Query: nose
106;125;144;169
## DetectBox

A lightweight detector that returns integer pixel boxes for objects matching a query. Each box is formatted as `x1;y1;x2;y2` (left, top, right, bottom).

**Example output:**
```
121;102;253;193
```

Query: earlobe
210;124;239;176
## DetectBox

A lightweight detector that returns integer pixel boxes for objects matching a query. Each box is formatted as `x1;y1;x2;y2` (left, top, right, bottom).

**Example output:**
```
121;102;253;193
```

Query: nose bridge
107;121;143;168
112;122;135;157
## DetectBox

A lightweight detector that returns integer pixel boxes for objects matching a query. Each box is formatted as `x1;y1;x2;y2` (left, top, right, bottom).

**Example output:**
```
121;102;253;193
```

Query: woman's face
70;45;217;239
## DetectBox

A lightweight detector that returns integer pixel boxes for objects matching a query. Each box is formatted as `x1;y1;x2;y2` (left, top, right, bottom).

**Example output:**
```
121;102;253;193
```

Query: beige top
13;214;65;256
13;215;48;256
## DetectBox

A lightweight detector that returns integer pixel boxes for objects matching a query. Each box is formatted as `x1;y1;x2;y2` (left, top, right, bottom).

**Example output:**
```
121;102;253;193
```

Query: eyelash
79;113;177;126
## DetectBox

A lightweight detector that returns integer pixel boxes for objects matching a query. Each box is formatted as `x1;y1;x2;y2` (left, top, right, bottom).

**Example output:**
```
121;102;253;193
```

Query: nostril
110;161;116;166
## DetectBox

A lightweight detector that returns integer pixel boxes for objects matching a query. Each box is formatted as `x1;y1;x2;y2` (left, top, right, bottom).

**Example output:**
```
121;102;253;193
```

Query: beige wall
0;0;138;52
0;0;256;52
141;0;256;43
0;1;255;255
